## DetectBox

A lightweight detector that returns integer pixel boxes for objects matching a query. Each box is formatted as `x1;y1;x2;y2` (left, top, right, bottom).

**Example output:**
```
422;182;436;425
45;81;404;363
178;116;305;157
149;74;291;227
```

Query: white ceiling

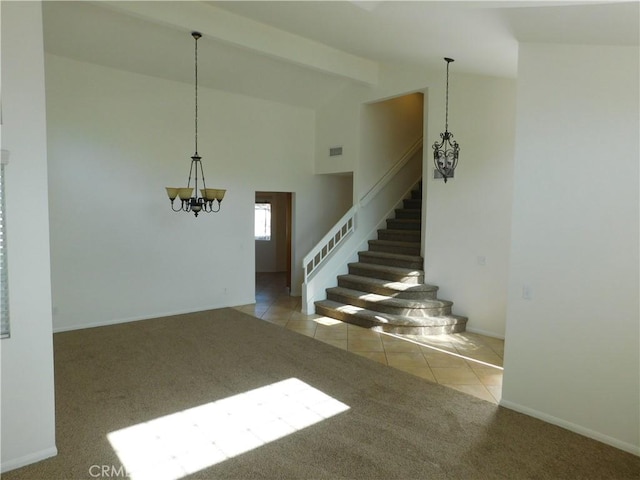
41;1;639;108
214;1;639;74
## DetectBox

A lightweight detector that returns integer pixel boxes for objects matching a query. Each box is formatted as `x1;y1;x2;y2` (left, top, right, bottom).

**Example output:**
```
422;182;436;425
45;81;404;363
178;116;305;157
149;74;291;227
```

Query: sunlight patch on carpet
107;378;350;480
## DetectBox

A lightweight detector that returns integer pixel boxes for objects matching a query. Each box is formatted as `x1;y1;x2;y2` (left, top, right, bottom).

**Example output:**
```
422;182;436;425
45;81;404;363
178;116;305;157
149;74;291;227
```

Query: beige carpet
4;308;639;480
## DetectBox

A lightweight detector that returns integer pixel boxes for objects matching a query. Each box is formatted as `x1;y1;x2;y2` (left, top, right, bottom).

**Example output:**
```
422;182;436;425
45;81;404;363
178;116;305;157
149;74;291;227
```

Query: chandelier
165;31;226;217
432;57;460;183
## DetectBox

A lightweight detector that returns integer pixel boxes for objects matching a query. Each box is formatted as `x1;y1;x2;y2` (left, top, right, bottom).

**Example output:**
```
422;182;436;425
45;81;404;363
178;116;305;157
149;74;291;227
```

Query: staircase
315;182;467;335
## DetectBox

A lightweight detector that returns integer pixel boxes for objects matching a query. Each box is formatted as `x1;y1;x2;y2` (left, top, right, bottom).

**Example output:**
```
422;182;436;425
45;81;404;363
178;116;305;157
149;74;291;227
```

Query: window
1;160;9;339
254;202;271;241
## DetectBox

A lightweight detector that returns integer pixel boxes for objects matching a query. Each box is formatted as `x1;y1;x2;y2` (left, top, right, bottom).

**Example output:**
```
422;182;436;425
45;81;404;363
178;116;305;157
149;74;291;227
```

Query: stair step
337;274;438;300
403;198;421;209
368;239;420;256
326;287;452;317
348;262;424;284
386;218;421;231
312;177;465;336
378;229;421;242
315;300;468;335
358;250;423;269
394;208;421;220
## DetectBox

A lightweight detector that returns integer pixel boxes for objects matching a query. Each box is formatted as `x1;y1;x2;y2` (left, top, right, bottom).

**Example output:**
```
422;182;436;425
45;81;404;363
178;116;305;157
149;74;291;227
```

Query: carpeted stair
315;181;467;335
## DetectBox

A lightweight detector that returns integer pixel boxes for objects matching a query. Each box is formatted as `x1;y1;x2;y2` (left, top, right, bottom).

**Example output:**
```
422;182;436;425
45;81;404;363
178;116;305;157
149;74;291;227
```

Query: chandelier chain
194;33;199;155
445;59;450;133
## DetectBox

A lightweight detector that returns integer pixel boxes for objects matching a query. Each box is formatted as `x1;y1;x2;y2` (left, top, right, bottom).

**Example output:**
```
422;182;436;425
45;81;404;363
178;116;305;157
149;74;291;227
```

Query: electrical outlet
477;256;486;266
522;285;532;300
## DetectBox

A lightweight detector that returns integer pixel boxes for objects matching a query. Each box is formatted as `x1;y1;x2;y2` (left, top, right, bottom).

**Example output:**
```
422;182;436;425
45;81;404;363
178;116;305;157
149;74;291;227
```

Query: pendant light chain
445;59;450;133
194;32;199;155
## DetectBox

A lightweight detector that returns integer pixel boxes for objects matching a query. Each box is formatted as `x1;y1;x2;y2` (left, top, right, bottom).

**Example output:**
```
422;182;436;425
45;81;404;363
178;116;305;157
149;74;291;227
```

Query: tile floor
233;273;504;404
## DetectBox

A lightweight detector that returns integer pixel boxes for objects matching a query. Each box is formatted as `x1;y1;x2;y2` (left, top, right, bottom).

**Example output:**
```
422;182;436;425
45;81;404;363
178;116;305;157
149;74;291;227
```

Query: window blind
1;162;9;339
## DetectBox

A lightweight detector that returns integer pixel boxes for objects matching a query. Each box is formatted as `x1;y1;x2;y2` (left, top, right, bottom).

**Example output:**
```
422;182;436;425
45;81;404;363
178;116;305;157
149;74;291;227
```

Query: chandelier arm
198;156;207;192
210;200;221;213
186;158;195;189
170;200;184;212
191;157;202;199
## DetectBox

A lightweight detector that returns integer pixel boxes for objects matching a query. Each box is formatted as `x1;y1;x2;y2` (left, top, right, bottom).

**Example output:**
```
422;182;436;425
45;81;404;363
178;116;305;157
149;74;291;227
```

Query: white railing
303;205;357;283
301;136;423;313
359;136;423;206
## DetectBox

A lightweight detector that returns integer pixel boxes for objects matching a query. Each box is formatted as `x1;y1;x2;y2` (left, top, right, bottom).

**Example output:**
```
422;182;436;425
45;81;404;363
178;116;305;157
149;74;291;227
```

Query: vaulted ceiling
42;1;639;108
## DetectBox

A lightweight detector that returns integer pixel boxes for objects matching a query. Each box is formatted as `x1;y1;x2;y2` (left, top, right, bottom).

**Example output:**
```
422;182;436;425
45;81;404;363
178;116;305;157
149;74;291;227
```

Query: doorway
254;191;292;294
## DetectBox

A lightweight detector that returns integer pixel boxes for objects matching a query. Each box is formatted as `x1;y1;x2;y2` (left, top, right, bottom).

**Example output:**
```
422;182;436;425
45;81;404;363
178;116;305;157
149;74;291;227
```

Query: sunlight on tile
472;368;503;386
422;351;469;368
383;331;504;370
108;378;349;480
313;315;344;326
486;385;503;403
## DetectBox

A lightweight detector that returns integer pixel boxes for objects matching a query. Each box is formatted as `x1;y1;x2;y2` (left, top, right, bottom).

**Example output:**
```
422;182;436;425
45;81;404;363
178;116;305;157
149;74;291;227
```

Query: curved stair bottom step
315;300;467;335
326;287;452;317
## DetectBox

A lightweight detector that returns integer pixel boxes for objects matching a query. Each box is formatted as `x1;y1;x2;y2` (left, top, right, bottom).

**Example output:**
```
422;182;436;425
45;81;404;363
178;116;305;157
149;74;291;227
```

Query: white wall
0;2;57;472
359;93;423;198
424;73;516;338
46;54;351;331
502;44;640;455
314;84;361;176
315;63;516;337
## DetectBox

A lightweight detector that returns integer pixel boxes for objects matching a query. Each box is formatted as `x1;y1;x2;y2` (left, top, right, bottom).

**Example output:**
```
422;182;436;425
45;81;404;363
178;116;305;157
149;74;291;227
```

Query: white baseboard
1;446;58;473
499;399;640;457
52;302;252;333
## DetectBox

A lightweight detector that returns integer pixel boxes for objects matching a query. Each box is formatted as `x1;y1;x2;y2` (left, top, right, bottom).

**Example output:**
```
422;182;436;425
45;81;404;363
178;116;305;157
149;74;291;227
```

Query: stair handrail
303;205;357;283
302;135;423;285
359;135;423;207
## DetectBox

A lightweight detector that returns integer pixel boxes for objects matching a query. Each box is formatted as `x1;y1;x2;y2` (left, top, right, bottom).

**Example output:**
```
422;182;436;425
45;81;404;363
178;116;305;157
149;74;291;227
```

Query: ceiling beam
102;1;379;85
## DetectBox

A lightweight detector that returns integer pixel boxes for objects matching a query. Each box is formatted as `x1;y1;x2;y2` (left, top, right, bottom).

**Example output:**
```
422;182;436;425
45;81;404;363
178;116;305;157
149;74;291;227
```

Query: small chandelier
166;31;226;217
432;57;460;183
